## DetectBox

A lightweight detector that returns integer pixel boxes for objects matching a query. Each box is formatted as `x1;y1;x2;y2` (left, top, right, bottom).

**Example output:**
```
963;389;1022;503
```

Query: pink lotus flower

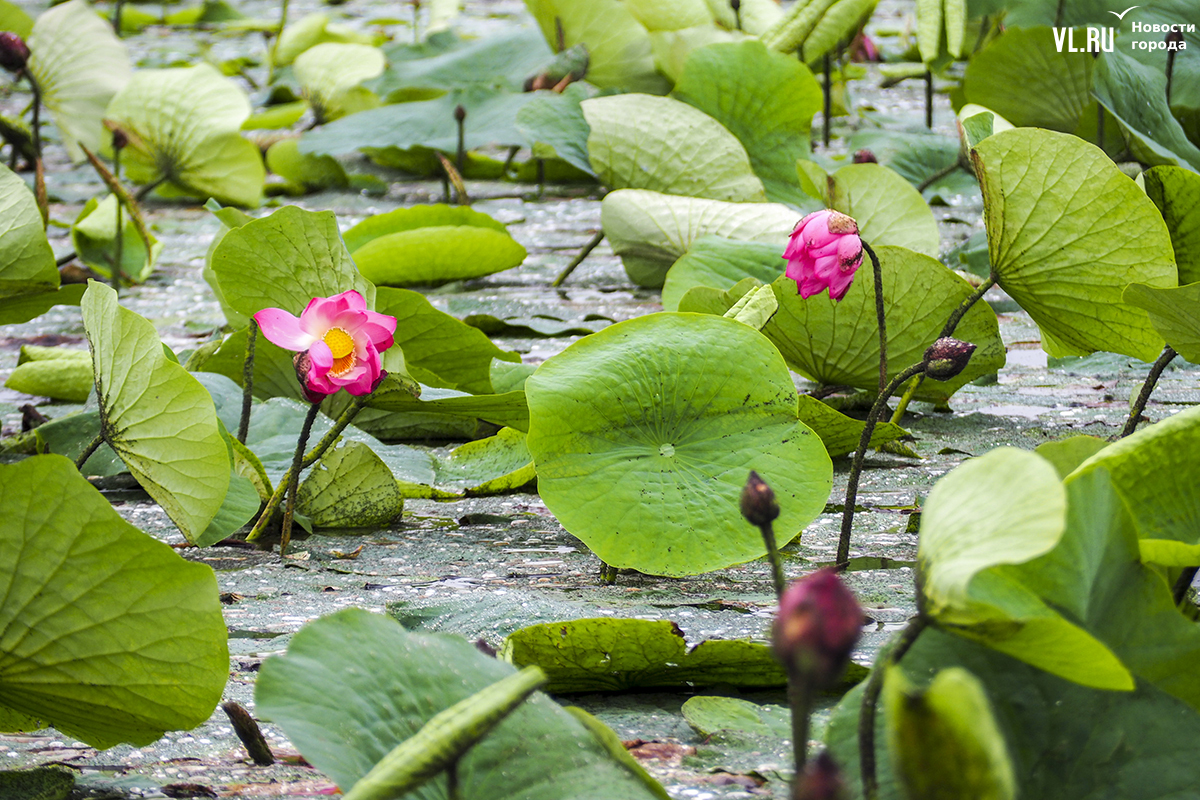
253;290;396;398
783;210;864;302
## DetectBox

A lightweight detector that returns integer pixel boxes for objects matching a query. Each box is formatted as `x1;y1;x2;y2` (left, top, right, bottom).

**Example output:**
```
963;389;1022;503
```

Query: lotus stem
1119;346;1177;438
859;613;929;800
915;160;960;194
822;54;832;148
221;701;275;766
268;0;290;84
280;401;320;555
112;147;123;295
79;144;156;259
75;433;105;472
838;362;928;568
135;177;166;202
924;69;933;129
598;561;618;584
788;676;814;778
552;230;605;287
887;274;995;426
862;241;887;396
21;71;47;225
238;320;258;444
112;0;125;35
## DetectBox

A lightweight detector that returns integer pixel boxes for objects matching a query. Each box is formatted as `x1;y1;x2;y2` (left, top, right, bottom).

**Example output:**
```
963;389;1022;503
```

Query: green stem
268;0;290;84
112;0;125;35
822;54;832;148
758;520;787;601
552;230;605;287
112;147;123;295
135;177;166;202
1120;346;1177;438
887;274;995;426
924;69;933;129
787;675;814;782
280;401;320;556
75;433;105;472
22;71;47;225
238;320;258;444
837;362;928;568
915;160;961;194
860;614;929;800
862;241;886;396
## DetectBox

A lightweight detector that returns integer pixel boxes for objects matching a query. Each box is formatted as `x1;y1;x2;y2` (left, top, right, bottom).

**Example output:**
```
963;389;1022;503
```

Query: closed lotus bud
852;149;877;164
774;569;864;689
1166;30;1184;45
740;470;780;527
923;337;977;381
795;751;849;800
0;32;30;73
111;128;129;152
454;104;467;123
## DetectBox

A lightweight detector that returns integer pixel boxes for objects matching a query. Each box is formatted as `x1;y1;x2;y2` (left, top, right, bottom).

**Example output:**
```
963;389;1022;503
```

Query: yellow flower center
323;327;357;376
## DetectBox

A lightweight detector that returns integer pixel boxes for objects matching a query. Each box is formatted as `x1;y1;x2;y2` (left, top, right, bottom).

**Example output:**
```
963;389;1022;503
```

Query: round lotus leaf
353;226;527;286
525;312;832;577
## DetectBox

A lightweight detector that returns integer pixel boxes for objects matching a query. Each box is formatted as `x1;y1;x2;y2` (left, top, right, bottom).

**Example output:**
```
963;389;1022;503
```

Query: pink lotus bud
923;337;977;381
256;290;397;398
782;210;863;302
795;751;849;800
852;149;877;164
740;470;780;527
773;569;864;688
0;32;29;73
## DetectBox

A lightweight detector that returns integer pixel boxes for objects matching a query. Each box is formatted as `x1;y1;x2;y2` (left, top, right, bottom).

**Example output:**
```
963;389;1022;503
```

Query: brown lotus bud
795;751;849;800
292;351;332;405
853;149;877;164
454;104;467;123
774;569;864;688
111;128;128;152
730;0;741;11
0;32;30;74
740;470;780;527
1166;30;1184;45
923;337;977;381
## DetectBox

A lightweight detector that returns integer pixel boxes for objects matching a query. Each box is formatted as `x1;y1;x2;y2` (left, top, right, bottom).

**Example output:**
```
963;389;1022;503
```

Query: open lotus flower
254;290;396;398
783;210;864;301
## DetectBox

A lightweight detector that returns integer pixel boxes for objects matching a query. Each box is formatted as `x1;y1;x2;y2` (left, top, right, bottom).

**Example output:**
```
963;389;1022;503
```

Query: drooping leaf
917;447;1132;690
1033;434;1107;479
672;40;823;207
1093;48;1200;172
1123;282;1200;364
70;194;161;283
0;455;228;748
255;608;667;799
367;386;530;432
105;63;264;207
4;357;91;402
0;284;84;326
344;205;526;287
0;0;33;37
847;128;977;202
294;42;385;123
80;281;231;544
500;618;787;693
1142;166;1200;284
795;395;909;457
401;427;535;499
755;246;1005;401
27;0;131;161
525;312;832;576
0;163;56;300
515;82;597;176
372;27;553;97
601;188;798;287
883;666;1016;800
208;204;375;319
265;139;349;192
297;440;404;528
972;128;1176;361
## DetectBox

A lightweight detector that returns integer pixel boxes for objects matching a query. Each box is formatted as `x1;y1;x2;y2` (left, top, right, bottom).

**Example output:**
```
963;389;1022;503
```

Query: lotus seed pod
924;337;978;381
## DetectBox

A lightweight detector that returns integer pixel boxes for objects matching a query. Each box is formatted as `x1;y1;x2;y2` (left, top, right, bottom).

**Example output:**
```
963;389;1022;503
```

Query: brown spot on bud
740;470;780;527
923;337;977;381
825;211;859;235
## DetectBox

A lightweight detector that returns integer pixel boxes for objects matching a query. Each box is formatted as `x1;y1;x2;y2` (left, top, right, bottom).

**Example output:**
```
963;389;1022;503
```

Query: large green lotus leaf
32;409;124;477
515;82;597;176
374;287;520;394
524;0;669;94
200;200;254;328
372;27;553;97
367;386;530;432
1000;467;1200;709
209;205;374;319
1068;405;1200;568
0;455;228;748
273;13;376;68
265;139;349;192
1093;49;1200;172
917;447;1132;690
672;40;822;208
761;246;1005;401
297;440;404;529
293;42;385;123
826;627;1200;800
403;427;535;499
847;128;978;202
601;189;798;288
825;164;940;258
625;0;712;30
81;282;231;543
255;608;667;799
343;204;506;252
1123;282;1200;364
300;86;536;158
962;27;1092;134
1115;0;1200;145
70;194;161;283
27;0;131;161
0;0;33;37
973;128;1176;361
105;64;264;207
353;227;526;286
1034;434;1107;479
0;164;56;300
883;666;1016;800
0;284;84;326
525;312;832;577
647;25;737;85
1143;166;1200;285
660;237;782;311
581;94;766;203
795;395;908;457
501;618;787;693
4;358;92;402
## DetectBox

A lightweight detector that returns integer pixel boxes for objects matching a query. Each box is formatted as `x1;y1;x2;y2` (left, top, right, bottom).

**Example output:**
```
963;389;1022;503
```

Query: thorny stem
863;241;886;396
552;230;605;287
860;613;929;800
238;320;258;444
887;274;995;426
280;402;320;556
75;433;105;472
245;394;371;543
1119;346;1177;438
838;362;928;568
757;520;787;601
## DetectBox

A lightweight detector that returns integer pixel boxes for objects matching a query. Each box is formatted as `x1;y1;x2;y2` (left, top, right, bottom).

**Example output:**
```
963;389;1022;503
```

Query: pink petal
811;253;842;280
309;339;334;371
837;236;863;270
298;296;342;337
798;271;830;298
331;290;367;312
254;308;316;351
306;341;340;395
784;256;810;282
827;268;857;301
